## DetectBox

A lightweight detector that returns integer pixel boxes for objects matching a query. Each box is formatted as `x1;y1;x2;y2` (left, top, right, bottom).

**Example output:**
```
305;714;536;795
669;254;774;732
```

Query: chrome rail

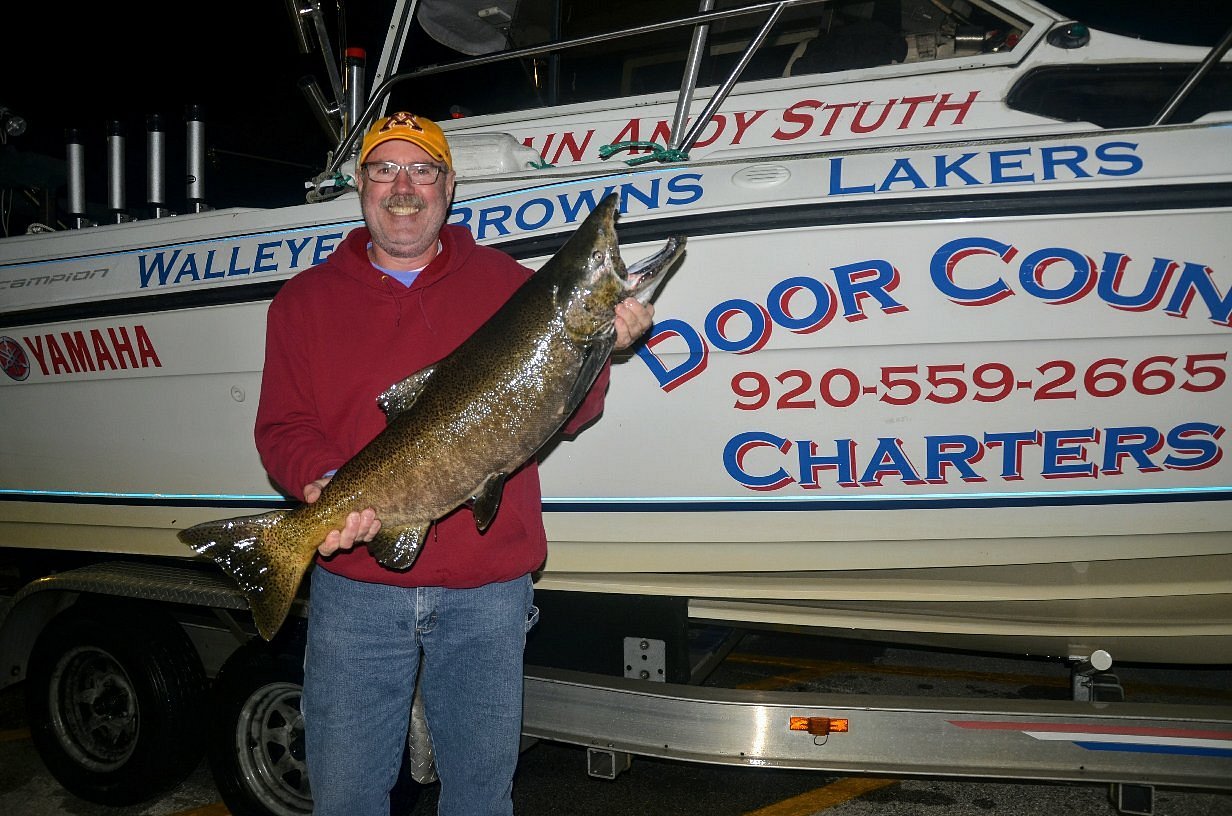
323;0;829;177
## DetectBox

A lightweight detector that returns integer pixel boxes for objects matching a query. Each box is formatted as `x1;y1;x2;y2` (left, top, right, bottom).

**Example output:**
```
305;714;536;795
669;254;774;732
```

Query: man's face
358;139;456;266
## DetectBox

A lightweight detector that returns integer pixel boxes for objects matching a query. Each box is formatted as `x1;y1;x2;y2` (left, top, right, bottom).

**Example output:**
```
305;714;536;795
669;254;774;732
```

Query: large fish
179;193;685;640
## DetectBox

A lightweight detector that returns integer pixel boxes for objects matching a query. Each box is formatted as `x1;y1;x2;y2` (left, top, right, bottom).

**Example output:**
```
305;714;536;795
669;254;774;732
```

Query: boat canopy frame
314;0;1232;186
324;0;832;177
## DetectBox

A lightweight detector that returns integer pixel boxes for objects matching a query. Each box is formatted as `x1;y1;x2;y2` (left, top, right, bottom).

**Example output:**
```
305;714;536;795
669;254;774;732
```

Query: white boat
2;0;1230;664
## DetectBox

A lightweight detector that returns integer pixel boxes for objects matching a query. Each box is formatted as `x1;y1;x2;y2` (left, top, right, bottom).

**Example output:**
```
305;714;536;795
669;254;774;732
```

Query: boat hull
3;138;1230;663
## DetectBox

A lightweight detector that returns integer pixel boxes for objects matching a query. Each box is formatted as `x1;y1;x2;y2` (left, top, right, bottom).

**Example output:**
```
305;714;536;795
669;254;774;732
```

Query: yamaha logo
0;336;30;381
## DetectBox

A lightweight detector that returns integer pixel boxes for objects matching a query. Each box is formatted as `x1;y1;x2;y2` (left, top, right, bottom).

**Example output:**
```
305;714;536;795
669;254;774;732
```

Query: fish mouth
624;235;686;304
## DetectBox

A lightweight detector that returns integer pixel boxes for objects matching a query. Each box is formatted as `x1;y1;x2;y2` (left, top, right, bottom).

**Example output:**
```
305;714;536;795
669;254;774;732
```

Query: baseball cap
359;112;453;169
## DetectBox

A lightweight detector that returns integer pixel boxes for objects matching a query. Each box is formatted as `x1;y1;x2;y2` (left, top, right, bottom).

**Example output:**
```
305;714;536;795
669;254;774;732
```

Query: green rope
599;141;690;166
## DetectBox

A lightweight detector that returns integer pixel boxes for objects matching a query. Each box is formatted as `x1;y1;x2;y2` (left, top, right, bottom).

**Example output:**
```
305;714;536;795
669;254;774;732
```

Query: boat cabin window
1007;64;1232;128
389;0;1026;121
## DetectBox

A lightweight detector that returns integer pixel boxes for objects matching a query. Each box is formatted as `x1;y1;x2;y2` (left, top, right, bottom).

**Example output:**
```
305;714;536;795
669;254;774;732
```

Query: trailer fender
0;560;250;689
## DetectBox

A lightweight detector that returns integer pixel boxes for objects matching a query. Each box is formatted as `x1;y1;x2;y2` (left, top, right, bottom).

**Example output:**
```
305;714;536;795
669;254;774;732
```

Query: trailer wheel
25;602;208;805
208;643;312;816
208;641;421;816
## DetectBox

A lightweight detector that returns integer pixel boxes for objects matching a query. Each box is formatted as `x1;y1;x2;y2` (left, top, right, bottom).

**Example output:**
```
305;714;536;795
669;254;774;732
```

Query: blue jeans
302;567;537;816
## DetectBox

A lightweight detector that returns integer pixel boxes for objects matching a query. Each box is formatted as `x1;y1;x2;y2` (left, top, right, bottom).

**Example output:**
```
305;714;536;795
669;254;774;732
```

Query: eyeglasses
360;161;446;184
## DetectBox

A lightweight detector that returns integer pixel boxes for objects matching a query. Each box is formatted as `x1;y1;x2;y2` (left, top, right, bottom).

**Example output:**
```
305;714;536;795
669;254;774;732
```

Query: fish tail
177;510;307;640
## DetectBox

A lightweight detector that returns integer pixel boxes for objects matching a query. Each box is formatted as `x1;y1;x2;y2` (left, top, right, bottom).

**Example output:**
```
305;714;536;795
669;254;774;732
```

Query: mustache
382;192;426;210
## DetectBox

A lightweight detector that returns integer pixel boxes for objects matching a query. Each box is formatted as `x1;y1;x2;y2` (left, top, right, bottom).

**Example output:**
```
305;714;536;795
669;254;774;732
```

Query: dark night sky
1;1;389;223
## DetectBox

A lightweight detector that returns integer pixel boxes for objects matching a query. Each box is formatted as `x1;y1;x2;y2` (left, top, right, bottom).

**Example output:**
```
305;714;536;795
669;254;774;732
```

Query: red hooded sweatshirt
254;223;610;587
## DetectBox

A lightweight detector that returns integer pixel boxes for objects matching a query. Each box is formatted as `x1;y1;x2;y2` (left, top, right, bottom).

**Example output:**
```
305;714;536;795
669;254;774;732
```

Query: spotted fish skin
178;194;686;640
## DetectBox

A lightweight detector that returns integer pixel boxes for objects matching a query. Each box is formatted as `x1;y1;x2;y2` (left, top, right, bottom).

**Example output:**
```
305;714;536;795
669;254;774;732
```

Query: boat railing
321;0;829;180
305;0;1232;200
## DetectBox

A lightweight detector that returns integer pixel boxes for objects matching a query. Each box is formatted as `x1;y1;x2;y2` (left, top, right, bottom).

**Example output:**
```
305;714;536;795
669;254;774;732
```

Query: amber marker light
789;716;850;736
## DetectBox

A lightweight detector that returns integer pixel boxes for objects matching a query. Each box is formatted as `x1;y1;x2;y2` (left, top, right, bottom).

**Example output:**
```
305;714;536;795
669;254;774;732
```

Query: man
253;112;654;816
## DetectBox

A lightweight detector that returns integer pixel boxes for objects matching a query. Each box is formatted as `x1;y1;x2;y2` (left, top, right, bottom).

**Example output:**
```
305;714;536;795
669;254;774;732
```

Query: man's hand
614;298;655;350
304;477;382;557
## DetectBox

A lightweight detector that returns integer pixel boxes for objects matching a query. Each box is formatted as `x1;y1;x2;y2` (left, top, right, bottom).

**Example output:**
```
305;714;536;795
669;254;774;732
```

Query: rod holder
299;75;342;142
106;120;132;223
65;128;92;229
344;46;367;148
146;113;171;218
185;104;210;213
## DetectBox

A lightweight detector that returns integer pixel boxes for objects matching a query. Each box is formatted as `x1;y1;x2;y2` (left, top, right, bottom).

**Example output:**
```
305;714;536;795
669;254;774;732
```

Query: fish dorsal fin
470;472;508;531
368;522;432;570
376;365;437;422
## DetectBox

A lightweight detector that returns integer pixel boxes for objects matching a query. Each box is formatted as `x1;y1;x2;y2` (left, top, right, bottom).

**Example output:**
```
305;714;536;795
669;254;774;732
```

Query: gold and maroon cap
359;112;452;169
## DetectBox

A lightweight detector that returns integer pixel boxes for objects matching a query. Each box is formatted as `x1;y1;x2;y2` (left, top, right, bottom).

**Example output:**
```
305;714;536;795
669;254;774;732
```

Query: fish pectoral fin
368;523;432;570
376;365;437;422
470;472;508;531
564;341;614;413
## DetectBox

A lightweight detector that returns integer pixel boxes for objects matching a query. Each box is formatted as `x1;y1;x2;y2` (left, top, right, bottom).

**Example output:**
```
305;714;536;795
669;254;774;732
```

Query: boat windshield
382;0;1027;122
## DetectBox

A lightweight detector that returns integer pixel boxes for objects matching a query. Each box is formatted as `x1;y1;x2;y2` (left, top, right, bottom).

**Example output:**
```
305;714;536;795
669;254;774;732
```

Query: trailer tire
208;640;422;816
25;602;208;805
